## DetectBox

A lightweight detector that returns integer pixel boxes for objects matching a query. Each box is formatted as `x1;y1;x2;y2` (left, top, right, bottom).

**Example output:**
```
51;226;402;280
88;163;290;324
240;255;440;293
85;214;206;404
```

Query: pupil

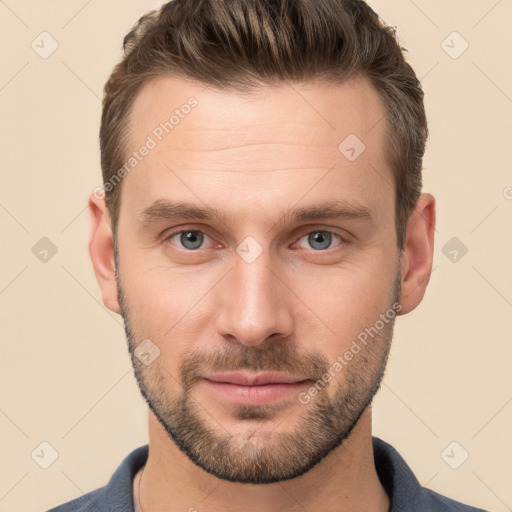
309;231;331;250
181;231;203;250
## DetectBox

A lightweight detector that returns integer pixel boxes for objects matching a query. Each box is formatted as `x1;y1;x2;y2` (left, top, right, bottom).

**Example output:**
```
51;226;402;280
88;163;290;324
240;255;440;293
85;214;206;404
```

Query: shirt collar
106;436;423;511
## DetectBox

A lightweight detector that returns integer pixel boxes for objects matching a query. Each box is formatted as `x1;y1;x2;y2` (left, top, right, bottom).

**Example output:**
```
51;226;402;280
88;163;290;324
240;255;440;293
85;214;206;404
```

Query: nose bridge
215;245;294;346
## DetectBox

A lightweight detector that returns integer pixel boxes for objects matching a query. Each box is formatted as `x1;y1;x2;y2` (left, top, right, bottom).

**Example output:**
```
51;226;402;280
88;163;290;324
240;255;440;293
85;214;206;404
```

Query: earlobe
397;193;436;315
88;194;121;315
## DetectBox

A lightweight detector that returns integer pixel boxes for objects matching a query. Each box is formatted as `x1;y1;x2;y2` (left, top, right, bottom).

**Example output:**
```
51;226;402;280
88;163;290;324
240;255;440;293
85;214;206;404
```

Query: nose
214;248;295;347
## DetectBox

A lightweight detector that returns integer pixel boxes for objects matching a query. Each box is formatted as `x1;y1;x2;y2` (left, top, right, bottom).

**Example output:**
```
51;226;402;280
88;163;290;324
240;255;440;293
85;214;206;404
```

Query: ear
398;193;436;315
88;194;121;314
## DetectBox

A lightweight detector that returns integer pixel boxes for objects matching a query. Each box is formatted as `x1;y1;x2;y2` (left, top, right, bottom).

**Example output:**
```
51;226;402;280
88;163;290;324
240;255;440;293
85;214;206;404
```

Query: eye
167;230;210;250
163;228;348;254
295;230;346;251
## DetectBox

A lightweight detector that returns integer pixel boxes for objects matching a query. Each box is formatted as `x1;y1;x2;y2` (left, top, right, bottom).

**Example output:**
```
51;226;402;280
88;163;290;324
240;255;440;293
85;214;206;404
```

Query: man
48;0;489;510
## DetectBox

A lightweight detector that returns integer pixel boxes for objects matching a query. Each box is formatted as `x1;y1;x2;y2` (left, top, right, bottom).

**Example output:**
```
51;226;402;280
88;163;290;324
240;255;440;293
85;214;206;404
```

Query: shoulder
45;486;106;512
44;444;148;512
372;437;491;512
418;487;491;512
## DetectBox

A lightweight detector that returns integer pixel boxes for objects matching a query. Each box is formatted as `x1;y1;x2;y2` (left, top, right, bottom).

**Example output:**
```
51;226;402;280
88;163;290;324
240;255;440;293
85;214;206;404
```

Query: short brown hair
100;0;428;251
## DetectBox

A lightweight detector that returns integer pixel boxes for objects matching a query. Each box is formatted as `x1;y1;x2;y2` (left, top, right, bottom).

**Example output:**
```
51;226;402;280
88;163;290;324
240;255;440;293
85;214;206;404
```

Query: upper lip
203;372;308;386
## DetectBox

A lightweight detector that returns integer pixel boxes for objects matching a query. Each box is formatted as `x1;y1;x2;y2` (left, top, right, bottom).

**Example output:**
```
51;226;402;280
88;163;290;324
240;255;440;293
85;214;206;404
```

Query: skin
89;74;435;512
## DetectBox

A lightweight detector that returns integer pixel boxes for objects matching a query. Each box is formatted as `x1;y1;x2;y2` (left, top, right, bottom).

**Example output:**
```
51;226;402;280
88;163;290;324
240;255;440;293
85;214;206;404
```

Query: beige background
0;1;511;511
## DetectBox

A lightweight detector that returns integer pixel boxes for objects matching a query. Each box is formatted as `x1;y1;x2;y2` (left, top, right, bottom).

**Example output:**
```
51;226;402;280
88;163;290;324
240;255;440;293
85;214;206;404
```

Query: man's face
115;75;401;483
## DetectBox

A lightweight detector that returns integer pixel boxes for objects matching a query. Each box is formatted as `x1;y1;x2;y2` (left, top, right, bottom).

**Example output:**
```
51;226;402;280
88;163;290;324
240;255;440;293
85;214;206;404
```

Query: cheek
291;254;396;355
123;273;203;384
120;257;217;348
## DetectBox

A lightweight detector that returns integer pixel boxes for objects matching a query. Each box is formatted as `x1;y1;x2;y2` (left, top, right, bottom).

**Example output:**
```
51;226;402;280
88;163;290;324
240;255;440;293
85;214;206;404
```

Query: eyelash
162;228;351;252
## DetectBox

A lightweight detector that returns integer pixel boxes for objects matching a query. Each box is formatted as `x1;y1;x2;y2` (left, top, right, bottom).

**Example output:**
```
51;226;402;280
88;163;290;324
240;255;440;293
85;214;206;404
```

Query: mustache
179;342;329;391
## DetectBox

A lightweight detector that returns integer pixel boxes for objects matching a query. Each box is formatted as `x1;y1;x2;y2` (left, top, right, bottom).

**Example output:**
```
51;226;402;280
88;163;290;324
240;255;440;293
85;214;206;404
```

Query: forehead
127;74;387;159
120;74;392;221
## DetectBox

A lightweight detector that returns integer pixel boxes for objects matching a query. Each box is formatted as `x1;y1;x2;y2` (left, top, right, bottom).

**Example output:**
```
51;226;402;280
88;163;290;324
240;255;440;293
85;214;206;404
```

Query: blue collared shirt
46;437;490;511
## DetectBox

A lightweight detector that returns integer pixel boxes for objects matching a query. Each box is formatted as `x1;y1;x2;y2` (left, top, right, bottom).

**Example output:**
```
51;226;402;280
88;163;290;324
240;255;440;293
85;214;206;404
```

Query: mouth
201;371;311;406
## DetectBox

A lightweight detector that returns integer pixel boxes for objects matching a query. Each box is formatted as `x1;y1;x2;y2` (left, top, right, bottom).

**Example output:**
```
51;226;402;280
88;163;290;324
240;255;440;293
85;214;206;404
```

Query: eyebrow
138;199;373;228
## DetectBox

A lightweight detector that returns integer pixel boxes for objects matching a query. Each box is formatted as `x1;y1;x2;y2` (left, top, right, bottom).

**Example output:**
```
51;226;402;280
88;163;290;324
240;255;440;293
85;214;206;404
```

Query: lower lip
202;379;310;406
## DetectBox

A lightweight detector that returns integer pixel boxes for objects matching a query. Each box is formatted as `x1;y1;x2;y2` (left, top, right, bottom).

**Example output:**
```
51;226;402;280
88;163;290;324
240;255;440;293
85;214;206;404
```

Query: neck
139;406;389;512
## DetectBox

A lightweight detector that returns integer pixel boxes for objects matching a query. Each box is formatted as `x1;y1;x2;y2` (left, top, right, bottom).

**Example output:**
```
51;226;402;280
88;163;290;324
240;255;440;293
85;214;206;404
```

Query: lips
203;371;307;386
201;372;310;406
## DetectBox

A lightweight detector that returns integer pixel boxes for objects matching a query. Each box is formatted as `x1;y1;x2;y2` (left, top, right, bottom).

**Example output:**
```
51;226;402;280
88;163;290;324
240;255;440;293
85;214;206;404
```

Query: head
89;0;435;484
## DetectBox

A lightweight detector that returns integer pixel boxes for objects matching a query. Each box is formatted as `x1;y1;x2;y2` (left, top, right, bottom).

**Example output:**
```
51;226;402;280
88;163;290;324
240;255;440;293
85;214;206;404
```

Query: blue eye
171;230;206;250
297;231;343;251
164;228;346;254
